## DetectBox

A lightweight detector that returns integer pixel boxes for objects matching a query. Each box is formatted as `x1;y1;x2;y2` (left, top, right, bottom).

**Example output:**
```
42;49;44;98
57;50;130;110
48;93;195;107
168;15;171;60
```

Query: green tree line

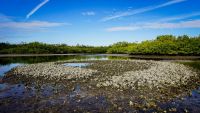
1;35;200;55
0;42;108;54
107;35;200;55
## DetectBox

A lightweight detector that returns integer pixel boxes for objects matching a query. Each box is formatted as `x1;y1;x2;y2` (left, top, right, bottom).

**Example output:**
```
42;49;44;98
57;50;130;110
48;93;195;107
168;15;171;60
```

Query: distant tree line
0;35;200;55
107;35;200;55
0;42;108;54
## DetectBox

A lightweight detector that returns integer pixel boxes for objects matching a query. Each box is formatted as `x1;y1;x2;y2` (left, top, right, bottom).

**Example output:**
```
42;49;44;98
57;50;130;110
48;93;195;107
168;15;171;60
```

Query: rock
129;101;133;106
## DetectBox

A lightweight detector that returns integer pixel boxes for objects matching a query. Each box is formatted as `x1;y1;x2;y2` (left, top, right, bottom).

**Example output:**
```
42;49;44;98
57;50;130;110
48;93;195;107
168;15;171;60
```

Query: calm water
0;55;127;76
0;54;200;112
63;63;90;67
0;63;21;77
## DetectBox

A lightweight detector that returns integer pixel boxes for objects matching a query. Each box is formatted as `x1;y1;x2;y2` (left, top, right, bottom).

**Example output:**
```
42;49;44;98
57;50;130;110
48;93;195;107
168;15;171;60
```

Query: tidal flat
1;57;200;113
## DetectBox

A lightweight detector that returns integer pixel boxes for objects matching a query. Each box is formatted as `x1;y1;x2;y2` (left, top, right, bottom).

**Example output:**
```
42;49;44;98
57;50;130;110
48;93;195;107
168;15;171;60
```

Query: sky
0;0;200;46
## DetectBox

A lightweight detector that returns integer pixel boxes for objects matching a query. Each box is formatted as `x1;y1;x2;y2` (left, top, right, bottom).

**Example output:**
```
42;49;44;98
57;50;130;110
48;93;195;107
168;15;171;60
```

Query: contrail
26;0;49;19
101;0;187;22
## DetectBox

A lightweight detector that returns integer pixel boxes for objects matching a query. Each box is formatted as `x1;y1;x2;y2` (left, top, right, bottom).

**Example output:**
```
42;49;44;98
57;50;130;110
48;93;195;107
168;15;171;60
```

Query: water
158;87;200;112
0;63;22;98
0;54;200;112
0;63;21;77
63;63;90;67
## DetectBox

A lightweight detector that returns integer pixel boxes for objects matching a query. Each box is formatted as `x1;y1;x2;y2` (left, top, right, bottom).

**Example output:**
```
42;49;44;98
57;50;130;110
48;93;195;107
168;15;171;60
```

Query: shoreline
0;54;200;60
0;54;129;57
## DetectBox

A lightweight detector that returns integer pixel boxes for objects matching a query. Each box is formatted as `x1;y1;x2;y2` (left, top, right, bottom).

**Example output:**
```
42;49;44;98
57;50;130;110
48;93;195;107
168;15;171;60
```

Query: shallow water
157;87;200;112
0;63;21;77
0;54;200;112
63;63;90;68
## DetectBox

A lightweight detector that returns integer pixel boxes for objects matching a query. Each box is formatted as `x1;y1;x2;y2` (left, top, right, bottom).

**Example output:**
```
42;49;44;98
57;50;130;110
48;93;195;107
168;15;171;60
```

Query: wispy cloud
106;20;200;32
101;0;186;22
158;12;200;22
0;14;70;39
106;26;139;32
0;15;11;22
142;20;200;29
82;11;96;16
0;21;68;29
26;0;49;19
106;12;200;32
0;13;69;30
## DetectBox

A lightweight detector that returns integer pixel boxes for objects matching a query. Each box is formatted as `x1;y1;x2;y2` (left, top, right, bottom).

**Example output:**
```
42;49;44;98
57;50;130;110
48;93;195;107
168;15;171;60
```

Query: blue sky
0;0;200;46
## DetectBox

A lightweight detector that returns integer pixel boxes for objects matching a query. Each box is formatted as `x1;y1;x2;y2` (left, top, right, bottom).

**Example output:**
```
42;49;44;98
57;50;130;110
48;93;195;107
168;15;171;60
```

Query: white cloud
0;13;69;30
26;0;49;19
0;15;11;22
0;21;68;29
82;11;96;16
106;20;200;32
158;12;200;22
101;0;186;22
0;14;70;38
144;20;200;29
106;26;139;32
106;11;200;32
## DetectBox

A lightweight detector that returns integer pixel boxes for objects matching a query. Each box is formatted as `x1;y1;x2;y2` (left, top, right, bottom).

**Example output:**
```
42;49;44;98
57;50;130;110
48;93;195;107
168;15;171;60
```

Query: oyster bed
97;61;197;89
5;60;197;89
5;62;97;80
2;60;200;112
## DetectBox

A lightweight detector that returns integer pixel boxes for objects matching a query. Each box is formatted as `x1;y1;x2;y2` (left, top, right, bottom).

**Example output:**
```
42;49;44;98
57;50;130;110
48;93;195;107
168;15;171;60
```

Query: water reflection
0;55;87;65
0;55;124;66
63;63;90;68
0;63;21;77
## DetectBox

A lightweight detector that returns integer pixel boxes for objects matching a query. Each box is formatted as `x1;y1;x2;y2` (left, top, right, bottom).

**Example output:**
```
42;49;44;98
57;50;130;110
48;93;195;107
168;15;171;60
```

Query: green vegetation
0;56;87;65
180;61;200;70
0;42;108;54
1;35;200;55
0;55;128;65
107;35;200;55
